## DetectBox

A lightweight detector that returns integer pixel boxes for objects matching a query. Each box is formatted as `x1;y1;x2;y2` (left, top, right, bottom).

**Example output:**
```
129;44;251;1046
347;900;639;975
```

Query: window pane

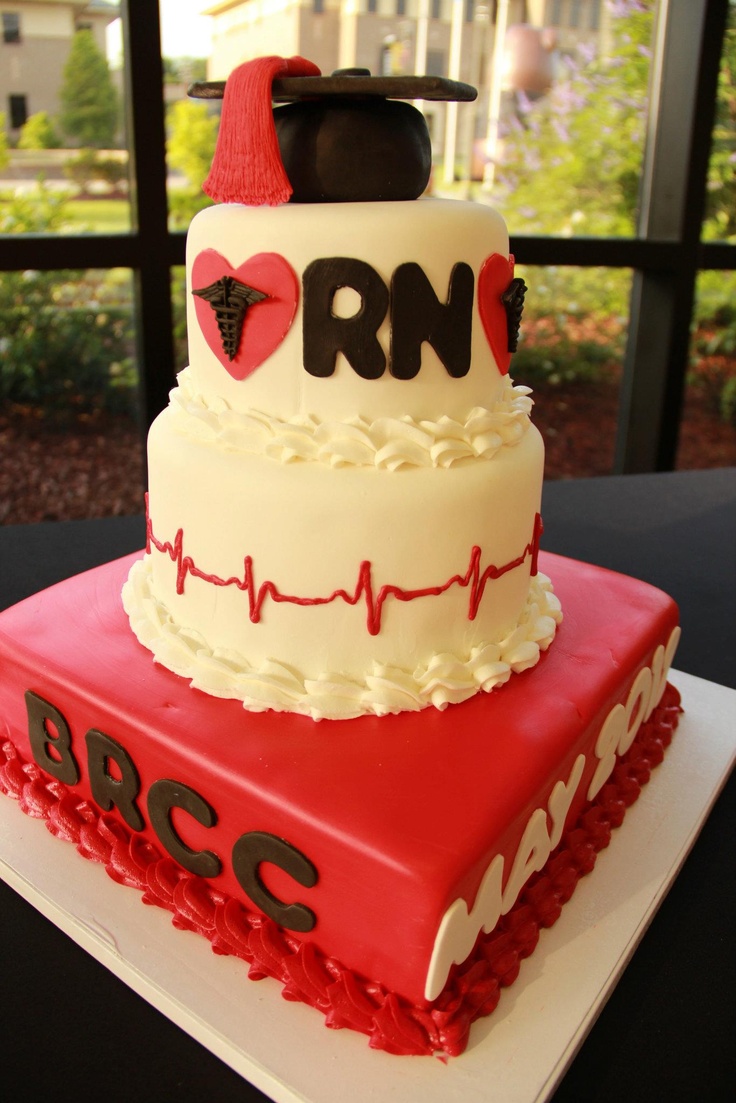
2;12;21;45
172;265;188;372
0;17;132;233
676;269;736;472
435;0;657;238
159;3;214;230
195;1;656;240
680;10;736;471
513;265;629;479
701;3;735;245
0;268;144;524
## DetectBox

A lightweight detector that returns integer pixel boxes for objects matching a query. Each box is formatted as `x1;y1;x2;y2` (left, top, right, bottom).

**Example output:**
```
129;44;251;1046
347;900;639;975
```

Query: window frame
0;0;734;474
2;12;21;44
8;93;28;129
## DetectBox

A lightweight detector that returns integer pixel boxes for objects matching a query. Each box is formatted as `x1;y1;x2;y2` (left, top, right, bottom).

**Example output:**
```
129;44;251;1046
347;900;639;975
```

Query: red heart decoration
192;249;299;381
478;253;515;376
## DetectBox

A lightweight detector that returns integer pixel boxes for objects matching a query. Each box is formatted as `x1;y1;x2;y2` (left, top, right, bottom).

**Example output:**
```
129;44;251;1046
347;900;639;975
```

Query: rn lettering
302;257;474;380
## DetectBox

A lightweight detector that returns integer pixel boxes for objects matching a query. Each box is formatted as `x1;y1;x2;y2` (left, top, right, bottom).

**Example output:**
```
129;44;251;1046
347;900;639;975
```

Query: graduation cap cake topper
191;57;477;206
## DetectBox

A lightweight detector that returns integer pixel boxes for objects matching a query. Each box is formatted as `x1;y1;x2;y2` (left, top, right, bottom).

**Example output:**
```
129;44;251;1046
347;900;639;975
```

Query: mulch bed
0;410;146;525
1;383;734;526
532;377;736;478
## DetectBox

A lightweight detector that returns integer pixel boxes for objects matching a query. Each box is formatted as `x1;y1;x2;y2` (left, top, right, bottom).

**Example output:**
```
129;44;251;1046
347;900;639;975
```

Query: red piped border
0;683;681;1058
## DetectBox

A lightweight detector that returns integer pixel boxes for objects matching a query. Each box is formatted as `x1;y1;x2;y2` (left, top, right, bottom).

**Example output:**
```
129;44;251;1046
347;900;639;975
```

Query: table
1;469;734;1102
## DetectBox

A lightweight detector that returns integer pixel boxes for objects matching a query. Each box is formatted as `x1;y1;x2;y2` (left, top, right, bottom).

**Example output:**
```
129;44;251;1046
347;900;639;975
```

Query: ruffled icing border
169;368;533;469
0;683;682;1057
122;561;562;721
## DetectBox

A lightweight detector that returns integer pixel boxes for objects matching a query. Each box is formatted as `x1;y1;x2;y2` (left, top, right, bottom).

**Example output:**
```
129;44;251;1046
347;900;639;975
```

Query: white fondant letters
426;630;679;1002
587;625;680;801
424;752;585;1001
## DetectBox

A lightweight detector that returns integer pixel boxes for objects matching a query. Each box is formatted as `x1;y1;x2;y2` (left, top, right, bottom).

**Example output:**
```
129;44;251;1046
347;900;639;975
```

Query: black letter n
390;261;474;379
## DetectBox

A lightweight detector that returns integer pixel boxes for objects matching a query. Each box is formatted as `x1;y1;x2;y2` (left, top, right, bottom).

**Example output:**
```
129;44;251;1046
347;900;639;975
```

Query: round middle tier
124;402;560;720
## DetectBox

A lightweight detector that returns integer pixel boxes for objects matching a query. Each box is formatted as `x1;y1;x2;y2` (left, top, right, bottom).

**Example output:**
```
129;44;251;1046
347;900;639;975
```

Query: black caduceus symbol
501;277;527;353
193;275;268;361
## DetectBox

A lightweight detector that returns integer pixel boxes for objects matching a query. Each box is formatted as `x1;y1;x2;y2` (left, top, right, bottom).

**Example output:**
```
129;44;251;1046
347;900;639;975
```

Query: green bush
59;28;118;148
689;270;736;424
18;111;60;150
511;266;629;386
167;185;212;231
63;149;127;194
166;100;218;189
171;266;188;370
0;182;69;233
0;186;136;417
0;269;136;416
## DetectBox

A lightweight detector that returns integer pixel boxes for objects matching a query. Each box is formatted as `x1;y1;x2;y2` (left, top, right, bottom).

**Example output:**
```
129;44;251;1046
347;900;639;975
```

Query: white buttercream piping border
169;368;533;469
122;557;562;722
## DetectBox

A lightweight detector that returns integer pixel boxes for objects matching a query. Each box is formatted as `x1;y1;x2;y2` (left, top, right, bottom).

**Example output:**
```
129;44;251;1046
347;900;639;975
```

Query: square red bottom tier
0;551;681;1056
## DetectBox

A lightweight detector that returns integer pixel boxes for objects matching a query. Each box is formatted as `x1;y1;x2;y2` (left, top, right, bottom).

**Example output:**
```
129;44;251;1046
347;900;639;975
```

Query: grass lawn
62;197;131;233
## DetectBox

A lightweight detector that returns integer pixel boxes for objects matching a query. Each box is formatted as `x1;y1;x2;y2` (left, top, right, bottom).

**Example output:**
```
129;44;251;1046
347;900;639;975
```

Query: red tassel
203;56;321;207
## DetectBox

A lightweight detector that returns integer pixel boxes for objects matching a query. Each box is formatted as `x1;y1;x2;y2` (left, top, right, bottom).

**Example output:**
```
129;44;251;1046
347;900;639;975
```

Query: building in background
203;0;605;173
0;0;118;137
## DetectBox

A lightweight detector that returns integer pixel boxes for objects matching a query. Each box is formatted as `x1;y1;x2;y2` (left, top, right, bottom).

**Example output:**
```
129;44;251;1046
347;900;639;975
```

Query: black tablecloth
1;469;734;1101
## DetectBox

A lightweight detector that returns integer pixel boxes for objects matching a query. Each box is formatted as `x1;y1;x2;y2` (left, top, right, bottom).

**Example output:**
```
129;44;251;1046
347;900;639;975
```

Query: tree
18;111;60;150
476;0;656;387
163;56;207;85
0;185;136;416
167;99;218;189
59;29;118;148
493;0;655;237
166;99;218;227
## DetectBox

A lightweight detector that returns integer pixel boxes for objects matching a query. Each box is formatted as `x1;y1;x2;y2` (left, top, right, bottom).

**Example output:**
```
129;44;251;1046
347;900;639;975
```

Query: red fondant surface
0;552;679;1011
0;683;681;1057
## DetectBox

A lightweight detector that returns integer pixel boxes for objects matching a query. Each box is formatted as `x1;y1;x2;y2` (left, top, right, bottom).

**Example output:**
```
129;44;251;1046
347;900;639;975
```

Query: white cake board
0;668;734;1103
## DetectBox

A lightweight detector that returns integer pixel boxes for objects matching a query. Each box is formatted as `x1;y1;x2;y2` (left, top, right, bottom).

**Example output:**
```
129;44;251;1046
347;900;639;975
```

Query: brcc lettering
24;690;318;932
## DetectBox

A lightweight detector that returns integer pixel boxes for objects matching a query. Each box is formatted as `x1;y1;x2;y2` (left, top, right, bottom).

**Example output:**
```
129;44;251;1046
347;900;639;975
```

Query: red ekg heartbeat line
145;500;542;636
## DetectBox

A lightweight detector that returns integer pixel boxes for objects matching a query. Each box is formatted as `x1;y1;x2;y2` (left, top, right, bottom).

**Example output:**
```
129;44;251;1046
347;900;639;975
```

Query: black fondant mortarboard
190;59;477;205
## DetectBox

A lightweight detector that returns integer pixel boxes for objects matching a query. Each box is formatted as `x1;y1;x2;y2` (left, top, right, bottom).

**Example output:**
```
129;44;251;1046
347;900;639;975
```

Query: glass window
0;0;731;533
512;266;630;479
160;1;214;232
172;266;188;373
676;4;735;473
456;0;656;240
0;268;143;524
1;19;132;234
677;270;736;472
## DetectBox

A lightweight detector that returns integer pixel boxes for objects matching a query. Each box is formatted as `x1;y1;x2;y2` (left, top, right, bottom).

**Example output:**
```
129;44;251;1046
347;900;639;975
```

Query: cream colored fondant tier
184;197;510;423
123;399;560;720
